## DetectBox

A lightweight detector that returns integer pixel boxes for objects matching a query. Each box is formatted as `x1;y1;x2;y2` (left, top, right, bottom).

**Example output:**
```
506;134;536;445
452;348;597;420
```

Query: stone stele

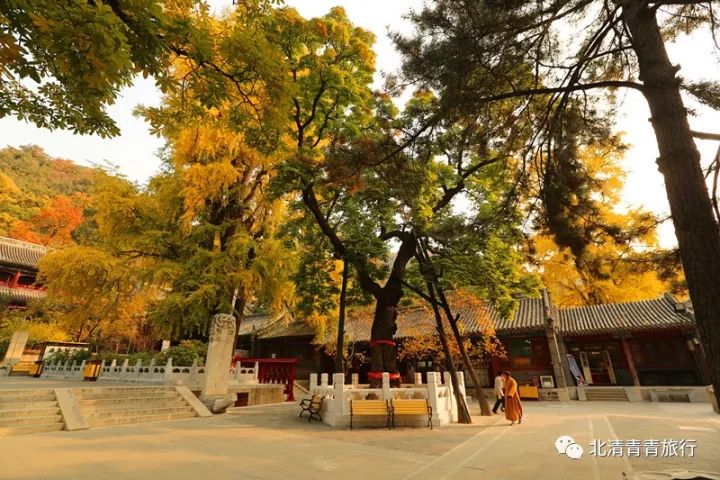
200;314;237;413
2;331;30;365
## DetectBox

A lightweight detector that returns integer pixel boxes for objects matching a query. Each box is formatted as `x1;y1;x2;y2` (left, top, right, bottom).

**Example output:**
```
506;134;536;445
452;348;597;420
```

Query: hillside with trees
0;145;101;246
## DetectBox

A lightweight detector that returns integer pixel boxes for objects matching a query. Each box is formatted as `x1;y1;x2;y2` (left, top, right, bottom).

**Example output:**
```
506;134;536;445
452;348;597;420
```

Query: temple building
236;291;711;396
0;236;48;307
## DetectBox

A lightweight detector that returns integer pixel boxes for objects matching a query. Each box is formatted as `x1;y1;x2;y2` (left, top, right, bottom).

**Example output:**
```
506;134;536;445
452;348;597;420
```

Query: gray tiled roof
493;298;548;333
0;285;46;304
237;312;315;339
558;293;695;335
239;297;547;341
0;236;48;270
239;293;697;341
345;302;499;342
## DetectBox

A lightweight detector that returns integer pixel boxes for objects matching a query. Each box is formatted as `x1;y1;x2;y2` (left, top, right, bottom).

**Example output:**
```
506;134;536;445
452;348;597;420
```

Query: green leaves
0;0;189;136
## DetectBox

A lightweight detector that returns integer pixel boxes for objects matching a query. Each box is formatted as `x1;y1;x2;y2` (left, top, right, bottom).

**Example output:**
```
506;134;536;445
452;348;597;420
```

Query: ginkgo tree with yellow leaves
131;4;296;346
531;138;685;306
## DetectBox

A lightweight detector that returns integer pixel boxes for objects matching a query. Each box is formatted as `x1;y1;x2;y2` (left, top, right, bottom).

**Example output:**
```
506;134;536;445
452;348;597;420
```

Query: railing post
426;372;440;420
457;371;467;401
415;372;423;385
382;372;391;401
164;357;173;384
287;361;296;401
333;373;345;414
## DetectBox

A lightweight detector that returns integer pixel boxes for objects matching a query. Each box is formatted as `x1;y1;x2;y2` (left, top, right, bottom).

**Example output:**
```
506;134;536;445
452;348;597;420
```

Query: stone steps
0;406;61;418
78;394;183;407
0;389;64;436
0;400;59;410
77;389;180;400
0;414;64;428
84;405;194;420
584;388;629;401
0;389;56;403
76;387;198;429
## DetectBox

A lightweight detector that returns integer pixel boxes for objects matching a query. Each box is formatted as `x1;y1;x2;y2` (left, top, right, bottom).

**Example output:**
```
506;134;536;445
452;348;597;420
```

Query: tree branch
400;280;434;303
691;130;720;141
432;155;506;213
301;184;381;297
475;81;645;105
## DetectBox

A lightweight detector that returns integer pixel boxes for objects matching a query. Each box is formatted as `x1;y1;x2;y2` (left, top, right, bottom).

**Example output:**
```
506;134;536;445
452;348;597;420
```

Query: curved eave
0;237;48;271
0;286;47;305
560;321;695;337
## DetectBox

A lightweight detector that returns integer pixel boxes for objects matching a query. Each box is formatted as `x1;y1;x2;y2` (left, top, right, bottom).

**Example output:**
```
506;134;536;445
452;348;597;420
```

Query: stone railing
41;359;87;380
40;357;266;390
307;371;464;427
97;358;208;387
41;358;239;389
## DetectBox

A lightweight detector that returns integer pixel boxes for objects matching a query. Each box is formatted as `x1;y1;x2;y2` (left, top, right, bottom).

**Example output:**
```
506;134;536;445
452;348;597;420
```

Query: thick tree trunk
368;286;402;387
367;235;417;387
335;258;349;374
623;0;720;410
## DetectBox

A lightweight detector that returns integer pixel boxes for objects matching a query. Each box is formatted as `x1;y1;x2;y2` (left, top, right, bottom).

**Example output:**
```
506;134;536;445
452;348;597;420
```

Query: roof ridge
0;236;49;252
559;294;668;311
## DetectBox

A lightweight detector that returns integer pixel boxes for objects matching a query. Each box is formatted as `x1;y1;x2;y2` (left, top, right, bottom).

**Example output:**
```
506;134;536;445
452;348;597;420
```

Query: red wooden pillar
10;271;20;288
287;363;296;401
620;335;641;386
490;355;501;378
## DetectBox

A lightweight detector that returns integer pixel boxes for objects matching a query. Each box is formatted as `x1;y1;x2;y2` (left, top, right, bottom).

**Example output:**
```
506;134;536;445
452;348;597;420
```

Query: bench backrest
392;399;429;414
351;400;388;414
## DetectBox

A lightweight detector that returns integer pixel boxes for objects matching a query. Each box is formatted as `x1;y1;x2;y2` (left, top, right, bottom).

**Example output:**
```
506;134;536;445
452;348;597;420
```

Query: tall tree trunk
335;258;349;374
433;278;493;416
231;293;246;363
622;0;720;410
416;237;490;415
417;243;472;423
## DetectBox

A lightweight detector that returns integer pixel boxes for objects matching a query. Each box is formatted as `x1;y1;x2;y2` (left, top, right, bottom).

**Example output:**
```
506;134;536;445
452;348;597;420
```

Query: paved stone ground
1;378;719;480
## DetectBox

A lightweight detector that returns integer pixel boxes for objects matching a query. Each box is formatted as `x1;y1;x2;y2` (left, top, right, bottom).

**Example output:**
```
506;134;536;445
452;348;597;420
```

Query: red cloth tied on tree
369;339;396;347
367;371;401;380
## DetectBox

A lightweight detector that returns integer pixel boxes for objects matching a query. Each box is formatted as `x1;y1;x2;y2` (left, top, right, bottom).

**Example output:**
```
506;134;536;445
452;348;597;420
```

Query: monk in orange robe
502;371;523;425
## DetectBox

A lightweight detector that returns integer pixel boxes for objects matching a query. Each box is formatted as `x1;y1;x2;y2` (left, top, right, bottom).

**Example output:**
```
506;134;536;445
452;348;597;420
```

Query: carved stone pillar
200;314;237;413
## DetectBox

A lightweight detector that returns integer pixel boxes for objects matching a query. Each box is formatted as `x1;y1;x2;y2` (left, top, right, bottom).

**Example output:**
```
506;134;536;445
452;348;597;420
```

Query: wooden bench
350;400;391;430
298;395;323;423
8;362;33;376
390;399;433;429
519;385;539;400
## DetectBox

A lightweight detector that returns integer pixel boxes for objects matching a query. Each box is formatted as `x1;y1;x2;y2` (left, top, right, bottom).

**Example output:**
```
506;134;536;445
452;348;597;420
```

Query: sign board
566;353;586;386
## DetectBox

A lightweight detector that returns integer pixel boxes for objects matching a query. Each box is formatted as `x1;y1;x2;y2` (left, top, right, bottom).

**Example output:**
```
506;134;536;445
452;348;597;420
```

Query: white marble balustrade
306;371;466;427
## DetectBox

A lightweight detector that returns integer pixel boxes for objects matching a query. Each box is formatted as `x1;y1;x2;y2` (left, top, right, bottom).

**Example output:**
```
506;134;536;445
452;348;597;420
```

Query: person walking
502;371;523;426
492;372;505;414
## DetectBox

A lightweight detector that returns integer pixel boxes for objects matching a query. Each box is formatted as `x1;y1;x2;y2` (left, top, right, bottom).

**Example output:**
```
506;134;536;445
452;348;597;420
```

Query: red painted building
0;236;48;307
